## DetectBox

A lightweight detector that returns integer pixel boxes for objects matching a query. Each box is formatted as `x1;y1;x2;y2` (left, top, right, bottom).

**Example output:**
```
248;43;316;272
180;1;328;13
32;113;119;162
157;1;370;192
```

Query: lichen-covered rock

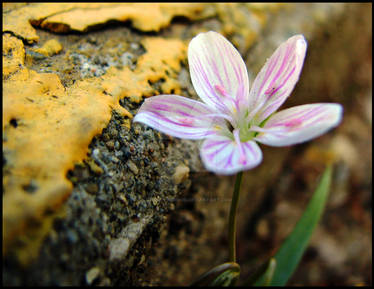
32;39;63;56
3;33;25;78
3;3;372;286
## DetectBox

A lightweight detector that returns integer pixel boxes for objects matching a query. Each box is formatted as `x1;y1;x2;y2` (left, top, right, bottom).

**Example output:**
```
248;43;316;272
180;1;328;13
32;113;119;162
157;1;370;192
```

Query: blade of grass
244;258;276;286
253;166;332;286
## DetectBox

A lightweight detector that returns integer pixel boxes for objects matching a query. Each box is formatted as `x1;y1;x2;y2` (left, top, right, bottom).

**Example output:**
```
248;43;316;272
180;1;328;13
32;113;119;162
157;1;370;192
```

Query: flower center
239;124;257;142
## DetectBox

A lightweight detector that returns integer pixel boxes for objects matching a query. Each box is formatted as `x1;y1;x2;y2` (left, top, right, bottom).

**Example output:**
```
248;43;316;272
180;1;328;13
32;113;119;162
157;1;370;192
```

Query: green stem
228;171;243;262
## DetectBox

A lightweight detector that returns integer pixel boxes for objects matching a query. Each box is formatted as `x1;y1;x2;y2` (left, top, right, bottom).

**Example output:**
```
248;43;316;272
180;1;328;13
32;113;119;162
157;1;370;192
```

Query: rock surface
3;3;372;286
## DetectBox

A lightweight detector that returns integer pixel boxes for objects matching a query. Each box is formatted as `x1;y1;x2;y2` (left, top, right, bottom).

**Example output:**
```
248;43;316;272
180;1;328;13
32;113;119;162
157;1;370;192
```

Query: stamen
233;129;247;165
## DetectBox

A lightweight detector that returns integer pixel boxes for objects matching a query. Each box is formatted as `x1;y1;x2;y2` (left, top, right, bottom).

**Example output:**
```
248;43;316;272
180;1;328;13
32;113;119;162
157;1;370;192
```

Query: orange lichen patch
42;3;208;33
3;34;25;78
102;37;186;103
3;69;125;261
3;3;28;12
3;3;211;43
3;3;80;43
3;35;186;262
32;39;63;57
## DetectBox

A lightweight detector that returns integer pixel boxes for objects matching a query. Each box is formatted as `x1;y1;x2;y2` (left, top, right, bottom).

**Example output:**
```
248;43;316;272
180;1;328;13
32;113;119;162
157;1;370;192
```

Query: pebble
130;42;139;50
127;160;138;175
26;50;47;60
105;140;115;150
173;164;190;184
121;52;133;66
109;238;130;261
85;266;100;285
151;197;158;206
86;183;99;194
33;39;63;57
111;156;119;163
87;159;104;175
114;150;123;158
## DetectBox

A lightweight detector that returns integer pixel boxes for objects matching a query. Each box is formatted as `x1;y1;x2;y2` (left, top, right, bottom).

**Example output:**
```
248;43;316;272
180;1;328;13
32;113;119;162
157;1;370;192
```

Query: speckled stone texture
3;3;372;286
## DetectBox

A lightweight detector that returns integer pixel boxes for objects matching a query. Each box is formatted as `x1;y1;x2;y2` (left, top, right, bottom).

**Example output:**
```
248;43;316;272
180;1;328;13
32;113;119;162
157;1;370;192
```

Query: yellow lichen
3;3;80;43
3;69;122;262
3;3;212;43
32;39;63;57
3;34;25;78
102;37;186;103
3;34;186;263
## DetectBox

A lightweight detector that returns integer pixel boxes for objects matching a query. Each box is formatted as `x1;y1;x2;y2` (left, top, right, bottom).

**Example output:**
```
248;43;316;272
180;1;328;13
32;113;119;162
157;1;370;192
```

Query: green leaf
261;258;277;286
253;166;332;286
244;258;276;286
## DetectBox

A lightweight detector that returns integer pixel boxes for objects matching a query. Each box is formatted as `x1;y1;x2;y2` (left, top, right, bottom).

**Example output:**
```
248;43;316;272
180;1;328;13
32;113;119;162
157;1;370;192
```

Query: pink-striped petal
255;103;343;146
133;94;225;140
249;35;307;123
200;134;263;175
188;31;250;115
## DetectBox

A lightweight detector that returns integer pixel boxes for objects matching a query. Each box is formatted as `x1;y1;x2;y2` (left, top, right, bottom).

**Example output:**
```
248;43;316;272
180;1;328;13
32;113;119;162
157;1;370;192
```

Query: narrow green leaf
244;258;277;286
262;258;277;286
254;166;332;286
254;258;277;286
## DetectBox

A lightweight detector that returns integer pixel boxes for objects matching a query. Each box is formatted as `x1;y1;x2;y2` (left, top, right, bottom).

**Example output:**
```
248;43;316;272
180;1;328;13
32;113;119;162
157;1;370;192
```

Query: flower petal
188;31;250;115
249;35;307;123
133;94;225;139
255;103;343;146
200;134;263;175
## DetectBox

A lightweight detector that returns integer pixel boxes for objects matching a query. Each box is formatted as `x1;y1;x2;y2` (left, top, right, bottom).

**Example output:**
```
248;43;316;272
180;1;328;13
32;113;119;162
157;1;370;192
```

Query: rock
109;215;152;262
109;238;131;262
85;267;100;285
173;164;190;184
33;39;63;57
127;160;139;175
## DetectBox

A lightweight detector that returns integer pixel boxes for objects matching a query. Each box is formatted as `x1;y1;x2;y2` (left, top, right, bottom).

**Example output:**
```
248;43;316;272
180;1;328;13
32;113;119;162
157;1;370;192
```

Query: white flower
134;32;343;175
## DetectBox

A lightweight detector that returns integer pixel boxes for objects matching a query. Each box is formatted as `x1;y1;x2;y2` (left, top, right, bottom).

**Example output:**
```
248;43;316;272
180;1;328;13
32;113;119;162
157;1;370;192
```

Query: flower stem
228;171;243;263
